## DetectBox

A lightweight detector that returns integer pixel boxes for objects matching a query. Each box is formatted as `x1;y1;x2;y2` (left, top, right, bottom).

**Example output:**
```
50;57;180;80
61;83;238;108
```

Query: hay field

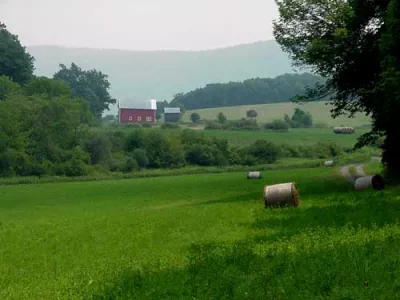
181;101;371;127
1;167;400;299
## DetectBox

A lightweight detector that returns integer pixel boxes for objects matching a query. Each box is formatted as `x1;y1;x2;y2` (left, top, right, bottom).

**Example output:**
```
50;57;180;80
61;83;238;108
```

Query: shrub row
0;126;349;178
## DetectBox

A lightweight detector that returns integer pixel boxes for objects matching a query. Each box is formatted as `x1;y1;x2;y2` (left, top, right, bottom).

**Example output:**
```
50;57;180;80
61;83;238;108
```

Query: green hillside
182;101;371;127
27;40;293;111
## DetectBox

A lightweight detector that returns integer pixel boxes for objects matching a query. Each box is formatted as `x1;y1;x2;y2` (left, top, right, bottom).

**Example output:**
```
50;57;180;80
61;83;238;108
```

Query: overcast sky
0;0;278;50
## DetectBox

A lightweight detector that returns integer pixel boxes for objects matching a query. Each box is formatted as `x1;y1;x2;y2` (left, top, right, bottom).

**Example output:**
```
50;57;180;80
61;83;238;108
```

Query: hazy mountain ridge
27;40;295;111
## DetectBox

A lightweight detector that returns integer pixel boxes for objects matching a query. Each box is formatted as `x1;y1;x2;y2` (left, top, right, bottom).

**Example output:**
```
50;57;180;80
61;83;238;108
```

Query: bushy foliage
132;148;149;170
141;122;153;128
217;112;227;124
161;122;180;129
204;122;223;130
224;119;260;131
264;119;290;131
0;76;20;101
190;113;200;123
290;108;313;128
247;140;281;164
246;109;258;119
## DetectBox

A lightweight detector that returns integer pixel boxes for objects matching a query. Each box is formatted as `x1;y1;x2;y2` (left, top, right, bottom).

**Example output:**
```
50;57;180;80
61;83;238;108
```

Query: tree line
168;73;325;110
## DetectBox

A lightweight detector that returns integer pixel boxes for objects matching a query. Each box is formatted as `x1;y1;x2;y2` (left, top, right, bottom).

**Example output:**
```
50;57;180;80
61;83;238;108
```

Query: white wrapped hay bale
324;160;335;167
263;182;300;207
354;175;385;191
247;171;262;179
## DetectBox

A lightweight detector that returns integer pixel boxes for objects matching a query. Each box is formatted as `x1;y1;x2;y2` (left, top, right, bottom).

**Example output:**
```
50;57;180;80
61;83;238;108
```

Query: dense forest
169;73;325;110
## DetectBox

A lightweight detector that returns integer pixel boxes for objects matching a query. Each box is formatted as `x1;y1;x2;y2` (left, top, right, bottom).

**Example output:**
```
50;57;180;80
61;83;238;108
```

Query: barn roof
119;99;157;110
164;107;181;114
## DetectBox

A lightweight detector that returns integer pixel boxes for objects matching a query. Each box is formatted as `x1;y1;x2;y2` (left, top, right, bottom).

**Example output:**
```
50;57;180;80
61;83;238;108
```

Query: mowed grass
1;168;400;299
182;101;372;127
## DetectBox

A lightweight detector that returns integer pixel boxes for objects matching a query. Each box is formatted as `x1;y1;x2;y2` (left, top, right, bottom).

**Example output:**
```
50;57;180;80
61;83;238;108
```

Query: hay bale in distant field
324;160;335;167
354;174;385;191
247;171;262;179
333;127;355;134
263;182;300;207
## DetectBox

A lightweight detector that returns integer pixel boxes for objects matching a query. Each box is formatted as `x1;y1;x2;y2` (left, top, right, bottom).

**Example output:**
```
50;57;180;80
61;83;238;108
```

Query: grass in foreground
1;167;399;299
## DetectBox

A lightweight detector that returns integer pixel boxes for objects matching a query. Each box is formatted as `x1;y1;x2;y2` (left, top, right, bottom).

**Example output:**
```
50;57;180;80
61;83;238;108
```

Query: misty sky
0;0;278;50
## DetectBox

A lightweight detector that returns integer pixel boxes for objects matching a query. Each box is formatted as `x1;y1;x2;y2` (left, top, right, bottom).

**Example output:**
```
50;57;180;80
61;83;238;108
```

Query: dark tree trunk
382;127;400;182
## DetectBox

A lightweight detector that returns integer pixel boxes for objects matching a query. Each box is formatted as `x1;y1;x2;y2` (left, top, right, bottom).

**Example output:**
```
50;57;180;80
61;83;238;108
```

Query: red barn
118;99;157;125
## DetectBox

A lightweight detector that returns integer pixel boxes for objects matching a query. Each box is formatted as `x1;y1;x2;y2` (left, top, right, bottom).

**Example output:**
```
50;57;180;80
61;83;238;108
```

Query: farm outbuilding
164;107;181;123
118;99;157;125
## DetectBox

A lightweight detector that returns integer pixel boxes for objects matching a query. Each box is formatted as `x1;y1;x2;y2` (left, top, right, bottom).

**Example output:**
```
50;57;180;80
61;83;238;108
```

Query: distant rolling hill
27;40;295;113
182;101;371;128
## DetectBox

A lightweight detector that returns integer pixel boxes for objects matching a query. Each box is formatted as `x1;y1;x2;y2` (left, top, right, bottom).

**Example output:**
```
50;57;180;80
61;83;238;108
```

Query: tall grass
1;167;399;299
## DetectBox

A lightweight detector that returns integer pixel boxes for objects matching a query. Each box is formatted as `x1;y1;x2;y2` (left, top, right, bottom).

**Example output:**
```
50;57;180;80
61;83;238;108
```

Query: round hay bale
247;171;262;179
324;160;334;167
333;127;355;134
354;174;385;191
263;182;300;207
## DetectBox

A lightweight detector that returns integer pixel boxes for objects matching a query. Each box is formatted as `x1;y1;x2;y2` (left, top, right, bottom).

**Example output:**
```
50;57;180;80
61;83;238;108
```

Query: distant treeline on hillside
169;73;325;110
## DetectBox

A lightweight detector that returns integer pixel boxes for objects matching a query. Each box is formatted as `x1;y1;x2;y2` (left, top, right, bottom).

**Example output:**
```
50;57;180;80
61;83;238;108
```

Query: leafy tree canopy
53;63;116;119
217;112;227;124
24;76;72;98
273;0;400;179
247;110;258;119
190;113;201;123
0;23;35;84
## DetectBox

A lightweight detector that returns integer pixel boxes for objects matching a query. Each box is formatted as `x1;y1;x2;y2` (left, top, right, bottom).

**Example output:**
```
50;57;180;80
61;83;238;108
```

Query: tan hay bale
247;171;262;179
354;174;385;191
263;182;300;207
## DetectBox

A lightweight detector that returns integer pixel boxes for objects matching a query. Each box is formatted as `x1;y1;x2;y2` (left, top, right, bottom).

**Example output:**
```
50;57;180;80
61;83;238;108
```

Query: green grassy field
181;101;372;127
1;166;399;299
130;127;370;148
200;127;369;147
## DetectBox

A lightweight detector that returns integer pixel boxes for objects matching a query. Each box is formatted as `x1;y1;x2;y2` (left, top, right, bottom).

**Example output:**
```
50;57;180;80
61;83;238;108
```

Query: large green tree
0;23;35;84
53;63;116;119
273;0;400;179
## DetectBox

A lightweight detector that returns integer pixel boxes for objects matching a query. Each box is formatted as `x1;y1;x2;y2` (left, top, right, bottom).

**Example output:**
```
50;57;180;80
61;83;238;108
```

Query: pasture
181;101;372;127
1;166;400;299
200;127;369;148
121;126;370;148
